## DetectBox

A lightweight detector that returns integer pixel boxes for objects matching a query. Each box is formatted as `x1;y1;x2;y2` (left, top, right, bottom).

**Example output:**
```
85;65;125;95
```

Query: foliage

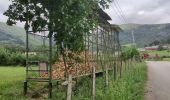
0;47;47;66
158;44;164;51
121;46;139;60
0;47;10;65
149;40;160;46
3;0;113;57
0;47;25;66
95;62;147;100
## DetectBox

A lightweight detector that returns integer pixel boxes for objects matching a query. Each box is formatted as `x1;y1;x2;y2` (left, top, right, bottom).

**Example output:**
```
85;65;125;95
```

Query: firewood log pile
41;51;100;80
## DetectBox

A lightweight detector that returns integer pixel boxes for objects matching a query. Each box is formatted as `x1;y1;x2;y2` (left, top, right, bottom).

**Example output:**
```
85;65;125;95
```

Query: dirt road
145;61;170;100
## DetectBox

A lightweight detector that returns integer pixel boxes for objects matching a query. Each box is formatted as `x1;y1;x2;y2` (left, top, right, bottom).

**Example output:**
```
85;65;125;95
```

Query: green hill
1;21;170;48
119;23;170;47
0;22;44;47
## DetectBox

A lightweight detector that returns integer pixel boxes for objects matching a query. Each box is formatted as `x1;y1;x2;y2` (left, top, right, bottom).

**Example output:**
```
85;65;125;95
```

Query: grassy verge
95;62;147;100
147;50;170;57
54;62;147;100
147;50;170;61
0;62;147;100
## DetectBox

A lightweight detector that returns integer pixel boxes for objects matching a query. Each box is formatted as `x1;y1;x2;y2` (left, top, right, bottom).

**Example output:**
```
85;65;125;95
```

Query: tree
4;0;112;53
121;46;139;61
4;0;113;78
149;40;160;46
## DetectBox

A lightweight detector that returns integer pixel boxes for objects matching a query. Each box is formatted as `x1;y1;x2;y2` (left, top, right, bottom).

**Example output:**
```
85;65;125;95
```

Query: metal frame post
49;34;53;98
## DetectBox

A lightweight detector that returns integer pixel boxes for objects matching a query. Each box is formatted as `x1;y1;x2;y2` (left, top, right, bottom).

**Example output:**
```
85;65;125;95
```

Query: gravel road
145;61;170;100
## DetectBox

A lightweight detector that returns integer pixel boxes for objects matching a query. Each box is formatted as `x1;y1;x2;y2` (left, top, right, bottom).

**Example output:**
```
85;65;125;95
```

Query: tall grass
0;62;147;100
54;62;147;100
95;62;147;100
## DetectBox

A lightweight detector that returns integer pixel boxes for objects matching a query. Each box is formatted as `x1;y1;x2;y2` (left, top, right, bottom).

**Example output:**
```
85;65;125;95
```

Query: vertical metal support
24;81;27;95
105;65;109;87
120;59;123;78
110;26;115;75
96;27;99;68
24;1;29;95
105;25;109;87
49;82;52;98
24;30;28;95
91;28;95;99
113;32;117;81
49;34;53;99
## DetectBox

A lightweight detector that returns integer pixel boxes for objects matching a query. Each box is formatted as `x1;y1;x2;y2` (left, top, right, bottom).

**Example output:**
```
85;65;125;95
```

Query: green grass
148;50;170;57
0;62;147;100
147;50;170;61
53;62;147;100
95;62;147;100
0;66;26;100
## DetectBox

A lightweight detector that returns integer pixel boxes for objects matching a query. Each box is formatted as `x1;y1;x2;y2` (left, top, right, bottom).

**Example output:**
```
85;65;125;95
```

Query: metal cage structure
22;3;123;99
24;30;53;98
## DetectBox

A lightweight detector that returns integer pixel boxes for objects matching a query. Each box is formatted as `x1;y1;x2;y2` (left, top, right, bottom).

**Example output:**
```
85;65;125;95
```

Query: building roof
110;24;123;33
99;9;112;20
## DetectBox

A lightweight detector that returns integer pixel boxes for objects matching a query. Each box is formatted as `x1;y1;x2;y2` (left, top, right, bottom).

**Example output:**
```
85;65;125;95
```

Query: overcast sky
0;0;170;27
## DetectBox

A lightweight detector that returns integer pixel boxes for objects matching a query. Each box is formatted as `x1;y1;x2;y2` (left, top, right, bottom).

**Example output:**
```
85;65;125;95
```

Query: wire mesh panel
26;32;50;81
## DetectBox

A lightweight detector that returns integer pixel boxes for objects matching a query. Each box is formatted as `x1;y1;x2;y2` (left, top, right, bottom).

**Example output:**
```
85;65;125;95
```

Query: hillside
0;22;43;47
119;23;170;47
1;21;170;48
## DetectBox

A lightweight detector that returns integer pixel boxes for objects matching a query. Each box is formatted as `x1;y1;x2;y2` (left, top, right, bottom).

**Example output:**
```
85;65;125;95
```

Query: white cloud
105;0;170;24
138;10;145;15
0;0;170;26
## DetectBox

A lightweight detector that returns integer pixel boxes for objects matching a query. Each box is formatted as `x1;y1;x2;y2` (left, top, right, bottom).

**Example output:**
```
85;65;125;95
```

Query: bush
122;46;140;61
0;47;48;66
9;52;26;66
0;47;10;65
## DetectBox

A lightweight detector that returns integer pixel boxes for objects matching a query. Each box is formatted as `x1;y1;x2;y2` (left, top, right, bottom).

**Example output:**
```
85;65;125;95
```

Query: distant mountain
1;21;170;48
0;22;44;47
119;23;170;47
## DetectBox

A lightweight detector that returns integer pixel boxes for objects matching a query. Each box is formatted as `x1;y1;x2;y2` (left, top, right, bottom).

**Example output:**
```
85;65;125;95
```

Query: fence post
67;74;72;100
92;66;96;100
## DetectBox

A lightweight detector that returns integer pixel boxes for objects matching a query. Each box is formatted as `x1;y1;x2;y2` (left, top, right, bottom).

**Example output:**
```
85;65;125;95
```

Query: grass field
0;62;147;100
147;50;170;61
148;50;170;57
0;66;26;99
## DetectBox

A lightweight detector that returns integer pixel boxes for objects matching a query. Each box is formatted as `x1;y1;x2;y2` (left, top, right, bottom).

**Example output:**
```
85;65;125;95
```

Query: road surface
145;61;170;100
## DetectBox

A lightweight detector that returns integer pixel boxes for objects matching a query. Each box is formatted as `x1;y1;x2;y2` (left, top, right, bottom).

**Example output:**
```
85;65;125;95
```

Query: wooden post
106;65;108;87
67;74;72;100
92;66;96;100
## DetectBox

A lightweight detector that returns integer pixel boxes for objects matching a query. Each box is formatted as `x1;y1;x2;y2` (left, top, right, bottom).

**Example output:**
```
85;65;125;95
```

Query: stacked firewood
40;51;100;79
51;51;99;79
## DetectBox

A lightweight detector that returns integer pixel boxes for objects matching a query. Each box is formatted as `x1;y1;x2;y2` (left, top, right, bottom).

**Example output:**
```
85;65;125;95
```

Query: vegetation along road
145;61;170;100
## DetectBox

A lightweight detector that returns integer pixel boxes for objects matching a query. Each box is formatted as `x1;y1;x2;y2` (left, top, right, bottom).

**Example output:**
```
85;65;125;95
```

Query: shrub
0;47;48;66
122;46;140;61
0;47;10;65
9;52;26;65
